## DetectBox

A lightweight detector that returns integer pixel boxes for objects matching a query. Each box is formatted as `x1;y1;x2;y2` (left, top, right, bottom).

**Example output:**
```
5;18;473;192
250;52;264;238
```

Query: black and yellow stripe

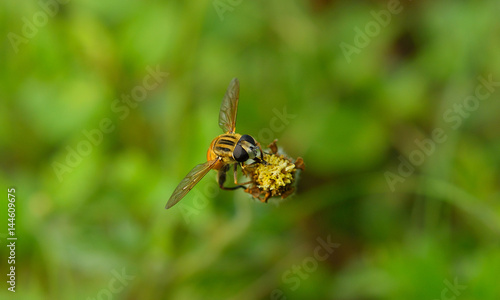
212;133;241;158
218;139;235;146
215;146;232;153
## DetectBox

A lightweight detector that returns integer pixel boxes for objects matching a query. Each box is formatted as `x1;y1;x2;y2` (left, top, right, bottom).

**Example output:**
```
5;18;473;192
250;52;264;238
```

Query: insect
166;78;264;209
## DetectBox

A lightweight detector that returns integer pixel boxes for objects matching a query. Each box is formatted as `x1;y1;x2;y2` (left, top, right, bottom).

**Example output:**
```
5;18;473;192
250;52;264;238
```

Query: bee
166;78;264;209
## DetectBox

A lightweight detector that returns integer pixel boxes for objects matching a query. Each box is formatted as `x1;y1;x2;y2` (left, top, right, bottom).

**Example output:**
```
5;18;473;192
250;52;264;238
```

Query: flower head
242;140;305;203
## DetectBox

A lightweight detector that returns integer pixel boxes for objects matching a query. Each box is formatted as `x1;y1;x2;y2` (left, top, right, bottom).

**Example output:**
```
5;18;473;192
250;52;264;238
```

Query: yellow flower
242;140;305;203
254;154;295;190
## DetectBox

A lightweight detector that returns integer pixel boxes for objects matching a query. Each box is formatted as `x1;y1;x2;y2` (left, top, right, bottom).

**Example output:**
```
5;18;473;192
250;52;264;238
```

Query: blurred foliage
1;0;500;299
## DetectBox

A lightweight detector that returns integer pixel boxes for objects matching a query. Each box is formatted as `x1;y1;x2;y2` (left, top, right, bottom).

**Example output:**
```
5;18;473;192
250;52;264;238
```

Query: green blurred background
1;0;500;299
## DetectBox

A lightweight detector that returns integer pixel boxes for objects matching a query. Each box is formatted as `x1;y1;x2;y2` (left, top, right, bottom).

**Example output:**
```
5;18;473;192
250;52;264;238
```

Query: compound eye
233;144;249;162
239;134;256;145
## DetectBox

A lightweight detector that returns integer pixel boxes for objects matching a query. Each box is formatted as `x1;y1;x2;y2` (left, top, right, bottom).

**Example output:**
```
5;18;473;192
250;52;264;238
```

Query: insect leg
233;163;238;184
218;165;245;190
258;143;265;160
233;163;252;185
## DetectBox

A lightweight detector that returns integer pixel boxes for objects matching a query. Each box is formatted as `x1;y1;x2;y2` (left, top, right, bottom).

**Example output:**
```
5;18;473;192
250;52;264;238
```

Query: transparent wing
218;78;239;134
166;160;218;209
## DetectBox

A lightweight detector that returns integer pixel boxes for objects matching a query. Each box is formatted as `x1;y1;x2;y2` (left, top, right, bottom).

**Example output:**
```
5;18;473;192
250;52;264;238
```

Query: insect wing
218;78;239;134
166;160;218;209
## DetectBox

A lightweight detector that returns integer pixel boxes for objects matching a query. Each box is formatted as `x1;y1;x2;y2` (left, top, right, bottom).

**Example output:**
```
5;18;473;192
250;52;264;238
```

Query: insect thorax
207;133;242;162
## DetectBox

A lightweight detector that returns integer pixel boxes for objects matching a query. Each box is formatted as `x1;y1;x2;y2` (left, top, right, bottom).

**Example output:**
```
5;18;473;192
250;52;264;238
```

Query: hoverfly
166;78;264;209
